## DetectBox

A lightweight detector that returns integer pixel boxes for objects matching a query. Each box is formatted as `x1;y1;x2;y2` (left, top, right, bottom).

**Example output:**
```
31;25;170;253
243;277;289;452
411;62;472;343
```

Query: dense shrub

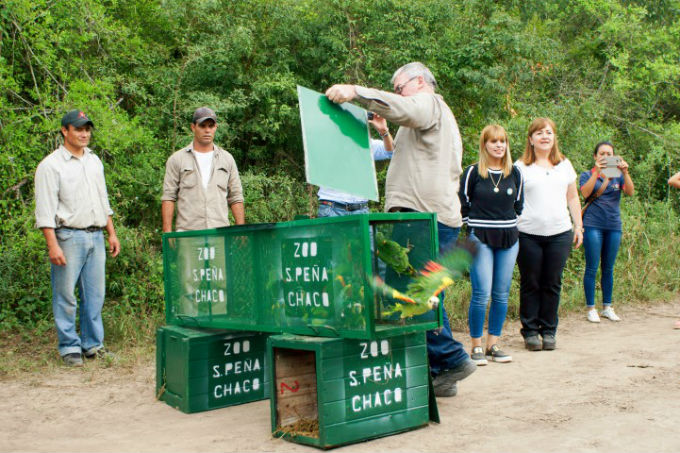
2;0;680;341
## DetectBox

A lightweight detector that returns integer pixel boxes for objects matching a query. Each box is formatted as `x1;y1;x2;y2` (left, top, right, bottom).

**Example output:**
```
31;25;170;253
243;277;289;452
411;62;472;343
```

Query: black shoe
62;353;83;367
470;346;488;366
432;359;477;397
542;334;556;350
524;335;541;351
83;347;116;360
485;344;512;363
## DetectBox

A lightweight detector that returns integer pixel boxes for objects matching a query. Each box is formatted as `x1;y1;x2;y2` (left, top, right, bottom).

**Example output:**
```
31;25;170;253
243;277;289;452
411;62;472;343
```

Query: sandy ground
1;300;679;453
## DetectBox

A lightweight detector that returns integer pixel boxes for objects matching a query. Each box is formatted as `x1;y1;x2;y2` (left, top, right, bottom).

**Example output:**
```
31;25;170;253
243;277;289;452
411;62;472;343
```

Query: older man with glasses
326;61;474;398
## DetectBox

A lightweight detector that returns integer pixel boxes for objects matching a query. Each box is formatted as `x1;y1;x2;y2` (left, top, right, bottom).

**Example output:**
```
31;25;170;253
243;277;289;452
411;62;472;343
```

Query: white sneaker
601;306;621;322
587;309;601;323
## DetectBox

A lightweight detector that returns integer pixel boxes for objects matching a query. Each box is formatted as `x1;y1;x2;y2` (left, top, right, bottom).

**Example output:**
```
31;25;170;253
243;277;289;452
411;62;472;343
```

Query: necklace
489;171;502;193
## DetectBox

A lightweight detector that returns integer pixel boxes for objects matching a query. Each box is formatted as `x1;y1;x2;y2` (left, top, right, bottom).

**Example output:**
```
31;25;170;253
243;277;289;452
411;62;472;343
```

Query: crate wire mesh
162;213;441;339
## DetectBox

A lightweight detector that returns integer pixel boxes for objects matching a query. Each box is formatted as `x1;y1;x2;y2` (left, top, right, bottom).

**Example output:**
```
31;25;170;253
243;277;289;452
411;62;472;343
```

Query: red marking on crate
280;380;300;394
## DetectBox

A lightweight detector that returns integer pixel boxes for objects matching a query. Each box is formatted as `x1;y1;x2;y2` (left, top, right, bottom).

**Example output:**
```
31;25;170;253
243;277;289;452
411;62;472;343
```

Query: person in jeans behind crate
515;117;583;351
580;141;634;323
325;62;476;397
317;113;393;217
459;125;523;365
667;171;680;330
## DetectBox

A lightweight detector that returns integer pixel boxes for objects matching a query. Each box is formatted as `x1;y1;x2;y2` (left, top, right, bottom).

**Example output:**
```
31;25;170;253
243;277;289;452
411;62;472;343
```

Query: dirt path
1;300;679;453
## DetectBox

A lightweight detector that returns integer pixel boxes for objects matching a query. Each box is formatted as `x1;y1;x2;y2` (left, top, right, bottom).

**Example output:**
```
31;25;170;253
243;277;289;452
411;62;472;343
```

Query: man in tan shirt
326;62;474;397
162;107;245;232
34;109;121;367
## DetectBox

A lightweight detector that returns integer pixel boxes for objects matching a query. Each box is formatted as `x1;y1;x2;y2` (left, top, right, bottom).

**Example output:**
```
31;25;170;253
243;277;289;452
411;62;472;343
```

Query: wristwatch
380;130;390;138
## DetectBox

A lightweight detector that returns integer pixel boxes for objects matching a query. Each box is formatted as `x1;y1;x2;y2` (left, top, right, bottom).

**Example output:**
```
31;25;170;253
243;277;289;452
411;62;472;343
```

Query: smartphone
367;112;375;120
601;156;622;178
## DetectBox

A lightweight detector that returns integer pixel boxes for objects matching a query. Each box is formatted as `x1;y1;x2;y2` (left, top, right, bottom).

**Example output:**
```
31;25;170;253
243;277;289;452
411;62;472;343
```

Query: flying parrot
374;231;416;276
373;246;473;319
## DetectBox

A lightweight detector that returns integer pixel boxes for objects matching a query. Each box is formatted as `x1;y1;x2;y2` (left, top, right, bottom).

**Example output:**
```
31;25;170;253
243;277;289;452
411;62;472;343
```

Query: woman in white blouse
515;118;582;351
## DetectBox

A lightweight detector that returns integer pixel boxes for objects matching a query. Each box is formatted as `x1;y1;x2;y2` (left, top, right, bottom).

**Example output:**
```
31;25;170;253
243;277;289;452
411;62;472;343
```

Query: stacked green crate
159;213;445;446
162;213;441;339
268;332;431;449
156;325;270;413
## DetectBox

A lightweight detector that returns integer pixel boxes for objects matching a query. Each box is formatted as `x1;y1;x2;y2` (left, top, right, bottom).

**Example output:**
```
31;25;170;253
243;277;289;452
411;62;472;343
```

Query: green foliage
3;0;680;345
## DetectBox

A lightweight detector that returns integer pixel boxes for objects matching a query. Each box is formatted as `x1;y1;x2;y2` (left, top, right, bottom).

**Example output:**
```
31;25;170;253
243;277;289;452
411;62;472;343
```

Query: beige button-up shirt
162;144;243;231
34;146;113;229
354;87;463;228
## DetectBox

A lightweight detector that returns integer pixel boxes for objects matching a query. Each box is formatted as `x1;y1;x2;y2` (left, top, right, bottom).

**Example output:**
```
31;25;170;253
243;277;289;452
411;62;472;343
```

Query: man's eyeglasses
394;76;419;94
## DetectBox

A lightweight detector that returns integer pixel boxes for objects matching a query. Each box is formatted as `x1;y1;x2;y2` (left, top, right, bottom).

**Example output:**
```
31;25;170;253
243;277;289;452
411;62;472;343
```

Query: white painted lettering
349;370;358;387
352;395;361;412
362;394;372;410
381;340;389;355
374;391;382;407
373;365;382;382
360;343;369;359
384;363;392;380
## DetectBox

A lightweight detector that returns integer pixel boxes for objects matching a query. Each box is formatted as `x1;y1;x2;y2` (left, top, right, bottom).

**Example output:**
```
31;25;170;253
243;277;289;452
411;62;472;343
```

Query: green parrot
374;247;473;319
375;231;416;276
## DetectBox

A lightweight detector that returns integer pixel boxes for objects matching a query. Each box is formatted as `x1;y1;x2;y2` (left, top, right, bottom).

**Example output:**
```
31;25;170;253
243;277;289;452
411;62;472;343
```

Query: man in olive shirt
162;107;245;232
34;109;121;367
326;62;474;397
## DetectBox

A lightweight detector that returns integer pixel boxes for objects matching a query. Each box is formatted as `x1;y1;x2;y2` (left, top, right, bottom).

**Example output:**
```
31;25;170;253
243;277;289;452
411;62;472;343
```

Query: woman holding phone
580;141;634;323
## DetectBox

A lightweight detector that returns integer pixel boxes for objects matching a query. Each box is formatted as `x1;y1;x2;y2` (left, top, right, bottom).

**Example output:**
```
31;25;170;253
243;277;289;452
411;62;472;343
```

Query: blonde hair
478;124;513;178
521;117;565;166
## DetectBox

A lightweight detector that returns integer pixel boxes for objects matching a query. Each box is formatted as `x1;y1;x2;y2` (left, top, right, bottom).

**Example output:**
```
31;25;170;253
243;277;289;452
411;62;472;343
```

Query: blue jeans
428;223;469;375
467;233;519;338
51;229;106;356
583;227;622;307
317;203;369;217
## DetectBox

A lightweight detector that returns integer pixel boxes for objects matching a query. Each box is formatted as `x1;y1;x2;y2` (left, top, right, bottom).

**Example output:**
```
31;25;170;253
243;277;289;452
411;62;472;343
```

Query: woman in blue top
579;141;634;323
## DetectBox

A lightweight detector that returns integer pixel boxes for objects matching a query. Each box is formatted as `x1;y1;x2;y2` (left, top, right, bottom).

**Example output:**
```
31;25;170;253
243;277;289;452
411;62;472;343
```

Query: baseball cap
192;107;218;124
61;109;94;128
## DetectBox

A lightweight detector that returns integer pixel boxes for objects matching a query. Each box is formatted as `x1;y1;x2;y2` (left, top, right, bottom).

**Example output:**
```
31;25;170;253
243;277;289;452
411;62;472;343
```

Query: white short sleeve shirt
516;158;577;236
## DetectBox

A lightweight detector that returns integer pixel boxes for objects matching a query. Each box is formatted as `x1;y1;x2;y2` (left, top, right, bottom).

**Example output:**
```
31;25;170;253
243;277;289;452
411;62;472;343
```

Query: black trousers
517;230;573;337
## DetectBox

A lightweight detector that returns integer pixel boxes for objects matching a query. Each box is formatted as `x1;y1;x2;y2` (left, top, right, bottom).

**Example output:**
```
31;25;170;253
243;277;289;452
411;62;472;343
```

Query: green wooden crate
268;333;431;449
162;213;442;340
156;325;270;413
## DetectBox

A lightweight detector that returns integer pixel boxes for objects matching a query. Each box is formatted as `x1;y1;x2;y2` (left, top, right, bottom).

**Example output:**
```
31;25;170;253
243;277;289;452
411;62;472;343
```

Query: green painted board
268;333;431;449
156;326;270;413
298;85;379;201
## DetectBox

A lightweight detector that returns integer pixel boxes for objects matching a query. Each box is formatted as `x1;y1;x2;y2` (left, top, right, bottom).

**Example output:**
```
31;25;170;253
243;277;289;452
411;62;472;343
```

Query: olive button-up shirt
161;145;243;231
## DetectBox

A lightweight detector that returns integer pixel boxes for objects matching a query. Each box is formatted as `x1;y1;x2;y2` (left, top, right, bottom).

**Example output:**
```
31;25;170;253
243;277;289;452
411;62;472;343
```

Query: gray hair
391;62;437;90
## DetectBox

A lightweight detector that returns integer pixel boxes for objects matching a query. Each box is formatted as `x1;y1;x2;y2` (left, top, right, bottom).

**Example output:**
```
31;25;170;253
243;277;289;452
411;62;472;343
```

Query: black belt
58;226;103;232
320;200;368;212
